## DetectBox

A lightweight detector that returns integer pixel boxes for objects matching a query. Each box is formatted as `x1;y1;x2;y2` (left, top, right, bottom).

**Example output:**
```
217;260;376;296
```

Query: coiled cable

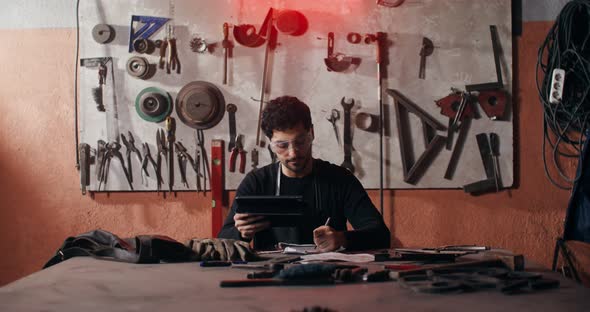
536;0;590;189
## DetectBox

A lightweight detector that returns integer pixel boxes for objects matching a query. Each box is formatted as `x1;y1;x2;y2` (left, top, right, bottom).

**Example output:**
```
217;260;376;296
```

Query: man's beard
282;153;311;174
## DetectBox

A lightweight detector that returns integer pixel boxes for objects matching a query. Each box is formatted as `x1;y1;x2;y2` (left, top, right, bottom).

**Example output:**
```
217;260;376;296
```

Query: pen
200;260;248;267
324;217;331;227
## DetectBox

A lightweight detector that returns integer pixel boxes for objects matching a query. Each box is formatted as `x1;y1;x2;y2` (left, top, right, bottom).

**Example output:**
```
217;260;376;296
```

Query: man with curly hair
218;96;390;251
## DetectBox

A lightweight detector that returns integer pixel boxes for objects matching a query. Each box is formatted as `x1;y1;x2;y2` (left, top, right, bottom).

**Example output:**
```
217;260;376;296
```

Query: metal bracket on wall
387;89;447;184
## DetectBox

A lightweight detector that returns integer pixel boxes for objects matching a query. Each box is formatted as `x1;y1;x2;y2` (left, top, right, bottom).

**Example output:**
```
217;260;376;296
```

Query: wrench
340;97;355;173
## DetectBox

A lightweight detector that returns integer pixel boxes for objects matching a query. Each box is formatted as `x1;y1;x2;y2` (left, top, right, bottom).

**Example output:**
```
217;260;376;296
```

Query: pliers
174;141;196;188
195;129;210;191
229;134;246;173
141;142;162;188
99;141;134;191
121;131;143;183
156;129;168;193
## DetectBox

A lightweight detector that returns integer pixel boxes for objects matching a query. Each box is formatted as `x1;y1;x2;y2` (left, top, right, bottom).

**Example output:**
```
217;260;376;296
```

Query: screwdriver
489;132;501;192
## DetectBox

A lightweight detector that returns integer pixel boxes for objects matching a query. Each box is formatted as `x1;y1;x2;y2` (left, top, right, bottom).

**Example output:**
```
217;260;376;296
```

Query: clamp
229;135;246;173
120;131;143;183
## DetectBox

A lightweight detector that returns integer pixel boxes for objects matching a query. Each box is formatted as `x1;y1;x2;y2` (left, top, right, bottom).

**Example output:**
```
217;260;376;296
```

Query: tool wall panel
79;0;513;191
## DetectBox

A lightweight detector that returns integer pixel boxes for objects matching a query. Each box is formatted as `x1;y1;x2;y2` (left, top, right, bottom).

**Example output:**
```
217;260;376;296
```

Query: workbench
1;257;589;311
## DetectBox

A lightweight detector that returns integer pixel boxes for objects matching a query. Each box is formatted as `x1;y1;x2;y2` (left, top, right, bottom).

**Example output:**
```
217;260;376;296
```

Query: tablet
234;195;305;227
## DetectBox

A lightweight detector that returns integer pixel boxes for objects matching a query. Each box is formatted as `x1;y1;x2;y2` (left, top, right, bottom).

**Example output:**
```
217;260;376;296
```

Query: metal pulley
135;87;172;123
92;24;115;44
175;81;226;129
126;56;150;79
133;38;154;54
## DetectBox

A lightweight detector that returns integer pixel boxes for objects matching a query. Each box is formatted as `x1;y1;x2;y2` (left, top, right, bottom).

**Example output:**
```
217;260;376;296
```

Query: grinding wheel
135;87;173;123
175;81;226;129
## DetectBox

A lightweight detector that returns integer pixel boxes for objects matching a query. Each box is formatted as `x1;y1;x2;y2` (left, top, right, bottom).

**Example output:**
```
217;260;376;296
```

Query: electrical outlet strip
550;68;565;104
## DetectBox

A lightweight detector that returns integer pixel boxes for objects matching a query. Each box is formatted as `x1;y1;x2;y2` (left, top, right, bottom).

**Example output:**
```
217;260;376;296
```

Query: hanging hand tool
165;25;180;74
435;90;475;150
388;89;447;184
490;133;502;191
120;131;143;184
128;15;170;53
463;25;508;120
444;117;471;180
229;135;246;174
156;129;168;193
195;149;203;193
255;8;277;147
232;8;273;48
418;37;434;79
326;109;341;146
80;57;111;112
226;104;237;151
465;25;504;92
196;129;211;191
99;142;134;191
222;22;231;85
340;97;355;173
376;32;386;216
251;149;259;171
175;141;195;188
94;62;108;112
96;140;107;185
159;39;168;70
463;133;499;194
79;143;91;195
166;117;176;193
141;142;161;187
324;32;359;72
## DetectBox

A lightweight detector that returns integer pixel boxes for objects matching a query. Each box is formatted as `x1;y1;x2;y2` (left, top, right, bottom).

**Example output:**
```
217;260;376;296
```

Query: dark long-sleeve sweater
218;159;391;251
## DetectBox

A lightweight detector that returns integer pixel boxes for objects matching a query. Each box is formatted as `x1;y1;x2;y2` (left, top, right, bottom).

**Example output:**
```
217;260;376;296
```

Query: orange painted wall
0;21;575;286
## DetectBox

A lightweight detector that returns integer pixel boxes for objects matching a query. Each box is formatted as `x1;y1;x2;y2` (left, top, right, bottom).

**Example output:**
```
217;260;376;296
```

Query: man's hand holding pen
313;217;347;252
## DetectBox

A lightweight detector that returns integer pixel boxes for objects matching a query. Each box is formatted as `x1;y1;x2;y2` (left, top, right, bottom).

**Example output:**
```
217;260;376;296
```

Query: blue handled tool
129;15;170;52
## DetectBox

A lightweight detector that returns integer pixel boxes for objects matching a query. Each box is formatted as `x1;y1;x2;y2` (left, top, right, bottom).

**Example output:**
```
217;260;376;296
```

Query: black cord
536;0;590;189
74;0;81;170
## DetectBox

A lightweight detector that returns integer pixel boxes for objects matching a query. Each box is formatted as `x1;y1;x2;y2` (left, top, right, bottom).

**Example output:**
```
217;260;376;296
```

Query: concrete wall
0;1;576;286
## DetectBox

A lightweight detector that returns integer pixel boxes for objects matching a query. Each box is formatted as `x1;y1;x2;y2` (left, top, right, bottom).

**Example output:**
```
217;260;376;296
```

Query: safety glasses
269;133;313;154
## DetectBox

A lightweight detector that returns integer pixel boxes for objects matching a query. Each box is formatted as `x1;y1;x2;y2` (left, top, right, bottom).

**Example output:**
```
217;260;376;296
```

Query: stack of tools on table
387;248;560;295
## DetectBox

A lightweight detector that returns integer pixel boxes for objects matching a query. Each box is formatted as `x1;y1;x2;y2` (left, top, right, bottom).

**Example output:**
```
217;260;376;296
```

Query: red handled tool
229;135;246;173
